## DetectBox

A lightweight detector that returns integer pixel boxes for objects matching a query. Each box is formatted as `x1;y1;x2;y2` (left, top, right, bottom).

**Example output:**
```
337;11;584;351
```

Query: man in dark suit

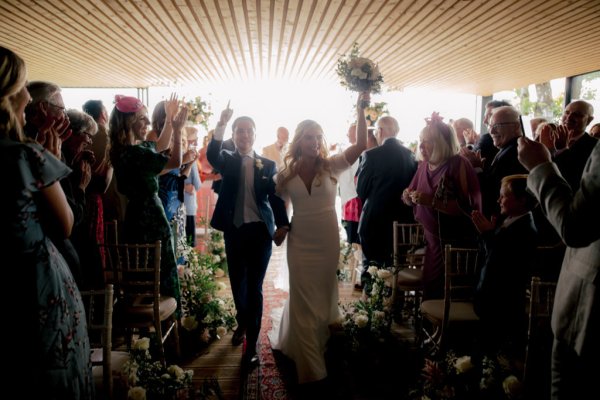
211;137;235;194
553;100;597;192
356;116;417;284
518;137;599;400
207;107;289;366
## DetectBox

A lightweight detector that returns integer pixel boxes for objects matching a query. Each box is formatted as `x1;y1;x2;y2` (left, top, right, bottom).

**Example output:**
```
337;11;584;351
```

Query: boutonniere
255;159;264;171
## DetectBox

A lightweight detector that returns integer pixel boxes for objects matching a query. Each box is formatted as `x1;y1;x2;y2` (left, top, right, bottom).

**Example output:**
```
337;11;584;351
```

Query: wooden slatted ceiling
0;0;599;95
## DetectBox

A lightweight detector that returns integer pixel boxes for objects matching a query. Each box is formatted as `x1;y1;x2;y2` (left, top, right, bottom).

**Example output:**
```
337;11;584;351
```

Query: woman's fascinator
425;111;453;146
114;95;143;113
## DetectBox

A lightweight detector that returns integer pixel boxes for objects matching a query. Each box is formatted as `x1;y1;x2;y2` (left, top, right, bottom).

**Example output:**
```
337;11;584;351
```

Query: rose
201;293;213;303
367;265;379;276
377;269;392;280
127;386;146;400
133;337;150;351
502;375;523;398
214;267;225;277
216;281;227;291
200;328;211;343
216;326;228;338
255;159;264;170
181;316;199;331
168;365;185;380
454;355;474;374
354;314;369;328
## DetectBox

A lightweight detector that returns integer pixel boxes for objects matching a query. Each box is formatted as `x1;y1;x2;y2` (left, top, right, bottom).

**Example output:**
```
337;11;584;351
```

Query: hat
114;95;143;113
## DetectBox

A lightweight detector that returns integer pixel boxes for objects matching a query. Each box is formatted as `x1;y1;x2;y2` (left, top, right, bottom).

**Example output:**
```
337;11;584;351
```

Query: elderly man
356;116;417;286
464;106;528;218
553;100;597;191
472;100;512;163
262;126;289;170
518;137;599;400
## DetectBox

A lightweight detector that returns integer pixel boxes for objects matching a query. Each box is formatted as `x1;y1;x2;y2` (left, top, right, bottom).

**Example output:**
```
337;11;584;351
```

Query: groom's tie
233;157;246;227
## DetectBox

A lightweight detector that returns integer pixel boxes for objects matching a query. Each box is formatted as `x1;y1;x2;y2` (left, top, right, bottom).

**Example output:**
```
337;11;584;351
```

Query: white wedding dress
269;153;349;383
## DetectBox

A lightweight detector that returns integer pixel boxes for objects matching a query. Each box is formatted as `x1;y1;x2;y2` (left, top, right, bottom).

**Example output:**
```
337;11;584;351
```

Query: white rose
127;386;146;400
367;266;379;276
132;337;150;351
216;326;228;338
354;314;369;328
213;255;221;263
181;316;199;331
217;282;227;291
377;269;392;280
372;310;386;321
168;365;185;379
502;375;523;398
214;268;225;278
454;355;473;374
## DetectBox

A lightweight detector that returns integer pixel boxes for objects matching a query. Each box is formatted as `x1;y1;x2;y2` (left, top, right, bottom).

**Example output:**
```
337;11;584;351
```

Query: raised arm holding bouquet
336;42;384;107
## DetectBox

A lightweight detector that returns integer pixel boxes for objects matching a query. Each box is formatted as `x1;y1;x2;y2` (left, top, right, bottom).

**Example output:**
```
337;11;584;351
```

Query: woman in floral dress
1;46;93;399
109;94;188;311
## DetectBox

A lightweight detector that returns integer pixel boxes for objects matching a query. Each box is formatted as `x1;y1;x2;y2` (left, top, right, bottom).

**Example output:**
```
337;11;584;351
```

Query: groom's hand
273;226;289;246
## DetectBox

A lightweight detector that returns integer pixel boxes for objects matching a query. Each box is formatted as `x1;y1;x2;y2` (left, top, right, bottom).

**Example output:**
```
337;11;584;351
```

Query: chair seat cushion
397;268;423;289
421;299;479;322
118;296;177;323
92;350;130;391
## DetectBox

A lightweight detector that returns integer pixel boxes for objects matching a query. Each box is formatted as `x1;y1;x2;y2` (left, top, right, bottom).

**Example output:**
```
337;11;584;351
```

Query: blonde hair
416;121;459;164
277;119;335;191
0;46;27;142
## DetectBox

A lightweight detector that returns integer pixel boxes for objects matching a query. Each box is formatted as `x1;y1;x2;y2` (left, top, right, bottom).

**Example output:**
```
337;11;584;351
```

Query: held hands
517;136;552;171
471;210;496;234
273;227;289;246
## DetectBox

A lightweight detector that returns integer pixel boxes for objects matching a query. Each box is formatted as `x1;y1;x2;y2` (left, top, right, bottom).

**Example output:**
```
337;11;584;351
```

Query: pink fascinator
114;95;143;113
425;111;444;126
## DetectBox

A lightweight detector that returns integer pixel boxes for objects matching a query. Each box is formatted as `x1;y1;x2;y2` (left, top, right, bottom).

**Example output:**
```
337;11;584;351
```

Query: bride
270;91;368;384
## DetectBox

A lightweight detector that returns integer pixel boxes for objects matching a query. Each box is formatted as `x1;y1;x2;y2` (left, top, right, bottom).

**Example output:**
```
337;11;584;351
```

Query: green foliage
340;263;394;352
185;96;213;131
123;338;193;399
364;101;389;127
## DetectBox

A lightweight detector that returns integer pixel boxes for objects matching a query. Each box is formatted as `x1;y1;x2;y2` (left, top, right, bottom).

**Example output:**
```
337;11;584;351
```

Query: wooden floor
180;243;416;399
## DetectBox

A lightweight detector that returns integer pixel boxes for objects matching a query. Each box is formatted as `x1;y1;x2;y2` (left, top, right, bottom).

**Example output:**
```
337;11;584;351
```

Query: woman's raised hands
164;93;180;119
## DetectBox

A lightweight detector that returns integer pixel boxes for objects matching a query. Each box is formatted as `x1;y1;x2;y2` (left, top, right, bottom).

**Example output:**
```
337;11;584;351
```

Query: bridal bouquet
336;42;384;94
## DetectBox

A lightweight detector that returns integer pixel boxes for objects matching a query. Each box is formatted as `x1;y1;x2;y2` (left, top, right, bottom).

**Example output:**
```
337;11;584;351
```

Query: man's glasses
46;101;66;114
488;122;518;132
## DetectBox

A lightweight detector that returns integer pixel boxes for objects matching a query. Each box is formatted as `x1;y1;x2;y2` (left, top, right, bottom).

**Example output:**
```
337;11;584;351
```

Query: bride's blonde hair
276;119;336;192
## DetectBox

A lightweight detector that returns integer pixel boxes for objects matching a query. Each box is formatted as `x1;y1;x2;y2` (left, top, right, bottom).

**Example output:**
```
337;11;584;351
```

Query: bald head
489;106;522;148
562;100;594;136
276;126;289;145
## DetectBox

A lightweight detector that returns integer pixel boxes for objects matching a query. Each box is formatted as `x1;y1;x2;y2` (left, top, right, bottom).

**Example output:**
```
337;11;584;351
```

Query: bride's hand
273;227;289;246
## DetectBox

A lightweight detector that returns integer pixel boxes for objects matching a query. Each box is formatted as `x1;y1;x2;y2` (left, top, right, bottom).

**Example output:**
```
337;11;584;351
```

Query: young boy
471;174;538;358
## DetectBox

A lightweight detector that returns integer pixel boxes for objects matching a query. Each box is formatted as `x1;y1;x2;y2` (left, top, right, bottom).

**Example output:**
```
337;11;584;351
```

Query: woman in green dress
109;95;187;311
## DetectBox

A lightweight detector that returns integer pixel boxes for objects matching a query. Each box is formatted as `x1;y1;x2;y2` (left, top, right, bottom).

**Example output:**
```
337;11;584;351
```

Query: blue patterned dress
1;138;93;399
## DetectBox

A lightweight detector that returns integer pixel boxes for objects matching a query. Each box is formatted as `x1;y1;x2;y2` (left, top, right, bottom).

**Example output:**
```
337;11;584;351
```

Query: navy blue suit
207;138;288;353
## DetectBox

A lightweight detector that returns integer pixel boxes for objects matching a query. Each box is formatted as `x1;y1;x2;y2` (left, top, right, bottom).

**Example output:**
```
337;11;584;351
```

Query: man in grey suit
518;137;599;400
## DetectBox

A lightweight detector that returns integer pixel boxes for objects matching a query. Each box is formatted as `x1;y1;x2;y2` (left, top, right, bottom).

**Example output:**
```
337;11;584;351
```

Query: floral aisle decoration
185;96;213;131
337;239;354;282
409;350;524;400
364;101;389;127
336;42;384;102
123;337;194;400
340;263;394;352
177;240;236;347
206;228;227;275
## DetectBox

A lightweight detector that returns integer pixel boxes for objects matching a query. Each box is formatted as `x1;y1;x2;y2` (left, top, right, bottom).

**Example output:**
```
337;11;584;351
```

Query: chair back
393;222;425;268
440;244;480;347
80;284;115;399
99;240;179;365
524;276;557;384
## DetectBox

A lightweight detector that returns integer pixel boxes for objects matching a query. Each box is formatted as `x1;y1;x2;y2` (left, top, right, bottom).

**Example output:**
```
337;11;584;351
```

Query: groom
207;106;289;366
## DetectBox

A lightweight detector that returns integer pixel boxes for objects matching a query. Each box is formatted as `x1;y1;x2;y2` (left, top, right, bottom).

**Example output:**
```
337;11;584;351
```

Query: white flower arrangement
185;96;213;131
336;42;384;94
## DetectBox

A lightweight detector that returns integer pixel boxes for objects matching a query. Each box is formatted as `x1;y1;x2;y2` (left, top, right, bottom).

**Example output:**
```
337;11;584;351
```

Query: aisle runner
243;244;289;400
